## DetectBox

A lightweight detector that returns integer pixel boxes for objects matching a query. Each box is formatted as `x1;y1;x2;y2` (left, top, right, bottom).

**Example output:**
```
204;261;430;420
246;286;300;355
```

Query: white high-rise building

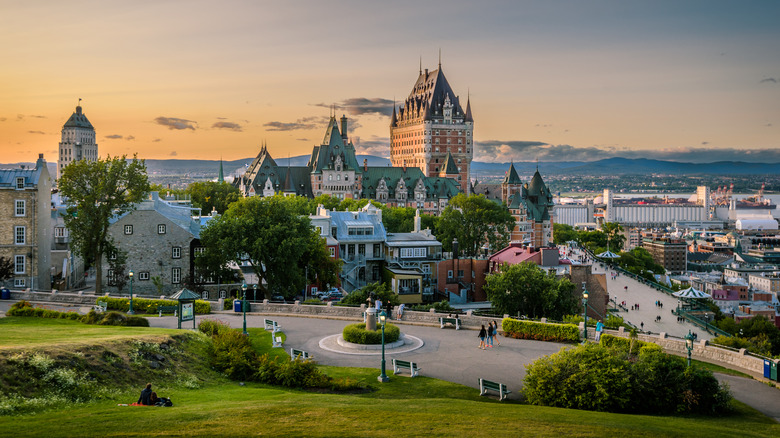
58;102;98;179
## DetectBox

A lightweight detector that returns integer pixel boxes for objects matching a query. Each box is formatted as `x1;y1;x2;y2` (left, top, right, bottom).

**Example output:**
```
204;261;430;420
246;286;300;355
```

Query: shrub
254;355;329;388
198;319;231;337
342;323;400;344
208;329;258;380
502;319;580;343
126;316;150;327
97;297;211;315
599;334;655;352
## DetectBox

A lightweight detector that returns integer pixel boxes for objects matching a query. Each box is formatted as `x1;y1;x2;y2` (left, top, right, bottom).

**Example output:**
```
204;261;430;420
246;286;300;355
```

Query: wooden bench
392;359;421;377
264;319;281;332
272;334;284;348
290;348;312;361
157;305;178;317
440;317;460;330
94;301;107;313
479;378;511;401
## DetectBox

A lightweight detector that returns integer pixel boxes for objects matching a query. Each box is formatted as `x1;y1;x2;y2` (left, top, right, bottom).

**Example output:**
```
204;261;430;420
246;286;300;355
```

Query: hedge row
342;323;400;344
7;301;149;327
502;318;580;343
599;334;662;353
97;297;211;315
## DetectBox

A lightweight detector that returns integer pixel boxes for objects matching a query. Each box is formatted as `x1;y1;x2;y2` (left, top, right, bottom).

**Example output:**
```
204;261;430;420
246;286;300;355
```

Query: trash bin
764;360;772;379
244;301;251;312
772;361;778;382
1;288;10;300
233;299;241;313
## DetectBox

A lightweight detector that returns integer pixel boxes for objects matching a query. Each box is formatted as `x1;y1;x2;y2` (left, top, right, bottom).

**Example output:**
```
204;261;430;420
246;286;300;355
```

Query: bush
198;319;231;337
599;334;658;353
7;304;149;327
342;323;400;344
208;329;257;381
524;343;732;415
502;319;580;343
254;355;329;388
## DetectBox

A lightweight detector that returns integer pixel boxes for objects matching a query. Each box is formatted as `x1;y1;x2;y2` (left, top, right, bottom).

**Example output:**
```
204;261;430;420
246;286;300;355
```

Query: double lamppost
685;330;694;367
128;270;135;315
378;310;389;383
241;282;248;336
582;281;589;343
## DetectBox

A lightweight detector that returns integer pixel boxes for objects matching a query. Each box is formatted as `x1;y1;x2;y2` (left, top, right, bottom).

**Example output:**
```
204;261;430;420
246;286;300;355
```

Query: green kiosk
170;288;200;329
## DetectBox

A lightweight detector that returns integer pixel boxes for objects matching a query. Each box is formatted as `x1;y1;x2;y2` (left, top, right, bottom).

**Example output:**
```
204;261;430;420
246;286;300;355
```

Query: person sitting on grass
138;383;152;406
150;391;173;407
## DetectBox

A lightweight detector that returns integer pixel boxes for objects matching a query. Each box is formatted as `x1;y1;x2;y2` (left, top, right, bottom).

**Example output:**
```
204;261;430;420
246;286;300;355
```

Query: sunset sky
1;0;779;164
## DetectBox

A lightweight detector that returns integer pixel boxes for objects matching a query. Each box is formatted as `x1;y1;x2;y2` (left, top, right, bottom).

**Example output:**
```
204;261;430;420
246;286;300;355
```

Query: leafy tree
437;194;515;256
381;206;416;233
552;223;578;246
484;261;577;319
340;282;399;306
186;181;240;215
0;257;13;283
197;195;340;299
58;155;150;294
107;248;128;293
601;222;625;252
616;248;664;280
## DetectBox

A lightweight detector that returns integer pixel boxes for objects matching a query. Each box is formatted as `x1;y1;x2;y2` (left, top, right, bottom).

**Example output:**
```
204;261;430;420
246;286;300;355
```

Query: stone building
103;192;209;296
641;233;687;274
507;168;555;247
390;63;473;194
0;154;52;290
58;102;98;179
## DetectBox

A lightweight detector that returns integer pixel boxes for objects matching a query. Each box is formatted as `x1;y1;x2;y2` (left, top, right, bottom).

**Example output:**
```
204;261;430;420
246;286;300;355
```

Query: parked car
270;295;286;303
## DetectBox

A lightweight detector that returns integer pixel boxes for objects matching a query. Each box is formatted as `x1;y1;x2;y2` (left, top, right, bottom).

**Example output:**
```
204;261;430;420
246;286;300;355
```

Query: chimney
363;159;368;171
340;115;348;141
414;209;421;233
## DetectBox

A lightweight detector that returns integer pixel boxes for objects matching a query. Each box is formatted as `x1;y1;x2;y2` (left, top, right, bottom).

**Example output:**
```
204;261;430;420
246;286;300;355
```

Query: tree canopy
484;261;577;319
186;181;240;215
58;155;150;294
436;194;515;256
197;195;341;299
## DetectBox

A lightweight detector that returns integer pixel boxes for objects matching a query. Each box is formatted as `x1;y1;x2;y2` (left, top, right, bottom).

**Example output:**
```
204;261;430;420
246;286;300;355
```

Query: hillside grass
0;317;178;348
0;317;778;437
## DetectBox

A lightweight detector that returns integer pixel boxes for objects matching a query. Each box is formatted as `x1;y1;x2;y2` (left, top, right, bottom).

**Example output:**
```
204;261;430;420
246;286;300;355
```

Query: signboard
181;302;194;322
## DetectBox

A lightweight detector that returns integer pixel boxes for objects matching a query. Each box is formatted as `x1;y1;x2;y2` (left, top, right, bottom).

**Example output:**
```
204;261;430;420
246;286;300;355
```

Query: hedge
96;297;211;315
342;323;400;344
7;301;149;327
502;318;580;343
599;334;662;353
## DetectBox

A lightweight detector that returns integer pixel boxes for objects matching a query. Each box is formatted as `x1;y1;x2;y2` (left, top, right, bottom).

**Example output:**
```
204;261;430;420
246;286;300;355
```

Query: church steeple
218;157;224;183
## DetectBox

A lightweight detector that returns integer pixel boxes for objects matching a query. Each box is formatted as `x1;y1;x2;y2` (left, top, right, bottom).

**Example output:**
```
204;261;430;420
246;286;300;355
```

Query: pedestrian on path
640;322;644;331
595;320;604;342
487;322;494;348
478;325;487;350
396;303;405;320
493;320;501;346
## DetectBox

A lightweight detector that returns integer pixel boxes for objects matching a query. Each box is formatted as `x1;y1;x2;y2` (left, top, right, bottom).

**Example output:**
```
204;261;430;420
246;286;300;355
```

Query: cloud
126;135;135;141
169;151;178;156
154;116;196;130
31;115;46;119
701;141;709;145
212;121;243;132
105;134;123;139
352;135;390;157
17;115;24;121
263;116;328;132
296;138;310;142
315;98;394;117
27;130;46;135
152;138;162;142
216;117;227;120
0;117;6;122
760;77;778;84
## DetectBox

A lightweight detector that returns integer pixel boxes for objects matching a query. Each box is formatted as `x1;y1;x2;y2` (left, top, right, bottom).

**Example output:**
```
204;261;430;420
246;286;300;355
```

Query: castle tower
501;161;522;204
58;101;98;179
390;63;473;194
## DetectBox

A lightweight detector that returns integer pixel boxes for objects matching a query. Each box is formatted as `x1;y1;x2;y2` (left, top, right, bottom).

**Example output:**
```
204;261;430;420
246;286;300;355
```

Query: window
107;269;116;286
15;226;25;245
108;251;117;260
447;270;453;279
358;244;365;256
16;177;24;190
219;290;227;299
172;247;181;259
329;247;335;257
422;264;431;273
172;268;181;284
139;272;150;281
15;200;25;216
373;244;381;258
14;278;25;287
201;291;209;300
458;270;464;278
14;255;25;274
55;227;66;238
158;224;166;234
124;225;133;235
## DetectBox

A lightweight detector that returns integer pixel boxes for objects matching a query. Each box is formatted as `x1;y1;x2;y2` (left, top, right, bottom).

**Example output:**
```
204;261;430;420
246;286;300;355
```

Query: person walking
492;320;501;346
478;325;487;350
396;303;405;320
595;319;604;342
487;322;494;348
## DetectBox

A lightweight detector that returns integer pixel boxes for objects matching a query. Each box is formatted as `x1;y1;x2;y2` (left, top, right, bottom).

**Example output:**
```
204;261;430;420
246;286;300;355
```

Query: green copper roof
63;106;94;129
441;152;459;175
502;162;521;184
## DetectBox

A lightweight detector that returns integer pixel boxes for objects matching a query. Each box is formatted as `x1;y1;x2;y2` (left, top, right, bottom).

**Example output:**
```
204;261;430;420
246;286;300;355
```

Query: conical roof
502;162;521;184
465;97;473;123
441;152;459;175
527;169;546;196
394;66;466;125
169;288;200;300
63;105;94;129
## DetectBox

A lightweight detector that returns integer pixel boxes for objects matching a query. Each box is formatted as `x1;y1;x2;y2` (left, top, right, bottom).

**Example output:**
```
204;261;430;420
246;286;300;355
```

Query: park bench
392;359;421;377
439;317;460;330
264;319;282;332
94;301;107;313
272;334;284;348
290;348;312;361
479;378;511;401
157;305;178;317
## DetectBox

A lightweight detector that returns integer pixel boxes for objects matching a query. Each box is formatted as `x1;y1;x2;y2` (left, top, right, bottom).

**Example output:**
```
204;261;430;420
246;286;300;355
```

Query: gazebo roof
169;288;200;301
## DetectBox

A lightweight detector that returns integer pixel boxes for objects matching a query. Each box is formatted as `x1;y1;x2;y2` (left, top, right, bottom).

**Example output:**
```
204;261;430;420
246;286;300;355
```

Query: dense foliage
523;343;732;415
710;315;780;357
501;319;580;343
339;282;399;307
485;262;577;320
342;323;400;344
97;297;211;315
7;301;149;327
436;194;515;256
0;257;14;283
58;155;151;294
186;181;240;215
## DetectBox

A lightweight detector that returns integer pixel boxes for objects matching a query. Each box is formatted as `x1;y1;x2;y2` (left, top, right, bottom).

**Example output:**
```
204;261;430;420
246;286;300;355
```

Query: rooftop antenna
438;48;441;68
419;56;422;75
78;97;82;106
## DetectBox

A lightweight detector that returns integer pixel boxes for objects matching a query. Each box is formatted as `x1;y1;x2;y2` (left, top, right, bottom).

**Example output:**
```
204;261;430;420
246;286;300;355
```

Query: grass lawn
0;317;180;348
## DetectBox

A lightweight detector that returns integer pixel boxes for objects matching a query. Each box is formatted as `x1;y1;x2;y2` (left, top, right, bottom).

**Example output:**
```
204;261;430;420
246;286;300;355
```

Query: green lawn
0;317;179;348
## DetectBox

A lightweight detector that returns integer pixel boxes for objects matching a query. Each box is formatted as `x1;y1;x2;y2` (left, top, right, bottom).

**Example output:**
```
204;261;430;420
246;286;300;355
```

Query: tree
552;223;578;246
437;194;515;256
0;257;13;283
484;261;577;319
340;282;399;306
601;222;625;252
58;155;150;294
197;195;340;299
186;181;240;215
107;248;128;293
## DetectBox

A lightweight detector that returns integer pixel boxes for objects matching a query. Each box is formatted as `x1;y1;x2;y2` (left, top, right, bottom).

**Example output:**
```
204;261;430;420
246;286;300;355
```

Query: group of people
630;303;641;311
477;321;501;349
137;383;172;407
654;300;664;309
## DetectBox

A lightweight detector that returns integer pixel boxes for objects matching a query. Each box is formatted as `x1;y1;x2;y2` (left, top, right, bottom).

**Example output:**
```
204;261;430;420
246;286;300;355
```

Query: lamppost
582;281;588;343
241;282;248;336
685;330;694;367
378;310;389;383
253;284;257;302
128;270;135;315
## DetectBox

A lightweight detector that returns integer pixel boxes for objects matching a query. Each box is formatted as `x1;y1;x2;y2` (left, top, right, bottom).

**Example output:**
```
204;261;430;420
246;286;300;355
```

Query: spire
390;103;397;127
218;156;224;183
419;57;422;75
502;161;522;184
438;48;441;69
465;94;473;123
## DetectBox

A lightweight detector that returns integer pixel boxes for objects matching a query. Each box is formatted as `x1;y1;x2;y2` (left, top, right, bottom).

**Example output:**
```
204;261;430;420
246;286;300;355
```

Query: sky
1;0;779;164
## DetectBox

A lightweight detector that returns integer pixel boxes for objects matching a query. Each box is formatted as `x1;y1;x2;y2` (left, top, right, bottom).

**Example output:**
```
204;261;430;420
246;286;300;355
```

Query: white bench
94;301;107;313
264;319;282;333
290;348;312;361
392;359;421;377
272;334;284;348
439;317;460;330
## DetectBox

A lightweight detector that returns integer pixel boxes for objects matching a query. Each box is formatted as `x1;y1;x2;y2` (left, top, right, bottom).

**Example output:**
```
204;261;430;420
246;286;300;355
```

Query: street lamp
581;281;588;343
128;270;135;315
241;282;248;336
685;330;694;367
378;310;389;383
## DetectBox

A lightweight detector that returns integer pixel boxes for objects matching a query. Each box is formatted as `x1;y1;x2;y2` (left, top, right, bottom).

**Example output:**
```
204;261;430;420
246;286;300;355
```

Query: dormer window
15;177;24;190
